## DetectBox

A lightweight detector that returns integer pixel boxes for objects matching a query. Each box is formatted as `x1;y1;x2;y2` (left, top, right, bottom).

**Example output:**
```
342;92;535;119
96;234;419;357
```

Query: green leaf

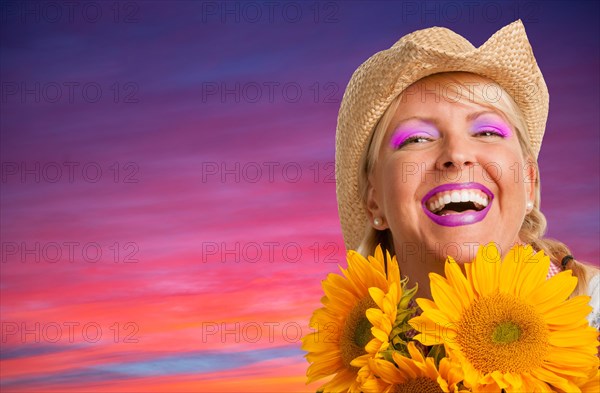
427;344;447;367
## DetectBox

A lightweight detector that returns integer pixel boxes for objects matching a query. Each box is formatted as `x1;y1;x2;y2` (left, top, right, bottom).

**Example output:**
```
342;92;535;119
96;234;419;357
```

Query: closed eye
396;135;434;149
474;129;505;138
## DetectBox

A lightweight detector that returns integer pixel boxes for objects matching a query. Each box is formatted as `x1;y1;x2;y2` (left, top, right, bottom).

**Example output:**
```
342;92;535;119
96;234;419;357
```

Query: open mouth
426;189;489;216
421;183;494;227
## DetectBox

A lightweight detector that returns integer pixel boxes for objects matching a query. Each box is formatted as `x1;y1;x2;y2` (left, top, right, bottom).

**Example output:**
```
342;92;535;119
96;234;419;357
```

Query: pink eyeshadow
389;127;439;148
471;117;512;137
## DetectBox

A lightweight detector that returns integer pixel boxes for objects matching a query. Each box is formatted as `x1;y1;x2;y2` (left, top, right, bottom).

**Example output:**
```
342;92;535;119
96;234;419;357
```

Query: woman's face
367;75;536;264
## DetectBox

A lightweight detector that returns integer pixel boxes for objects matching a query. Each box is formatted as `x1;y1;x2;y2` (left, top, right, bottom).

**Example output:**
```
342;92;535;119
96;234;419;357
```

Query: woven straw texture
335;20;549;251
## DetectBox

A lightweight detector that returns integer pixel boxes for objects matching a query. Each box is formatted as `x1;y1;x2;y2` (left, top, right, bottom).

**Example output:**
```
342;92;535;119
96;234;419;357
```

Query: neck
393;236;527;300
396;251;446;300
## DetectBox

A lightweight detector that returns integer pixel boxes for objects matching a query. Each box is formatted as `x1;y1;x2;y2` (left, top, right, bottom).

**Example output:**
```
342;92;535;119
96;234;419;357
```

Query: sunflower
409;243;599;392
359;341;467;393
301;245;401;392
579;369;600;393
353;270;420;389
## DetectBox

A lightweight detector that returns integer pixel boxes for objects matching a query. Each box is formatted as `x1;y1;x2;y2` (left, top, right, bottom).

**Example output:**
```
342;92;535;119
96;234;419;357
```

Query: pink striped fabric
546;261;562;279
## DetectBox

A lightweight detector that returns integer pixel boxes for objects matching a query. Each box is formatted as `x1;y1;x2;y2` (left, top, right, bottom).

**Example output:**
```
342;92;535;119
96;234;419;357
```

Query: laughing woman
304;19;598;392
335;20;599;311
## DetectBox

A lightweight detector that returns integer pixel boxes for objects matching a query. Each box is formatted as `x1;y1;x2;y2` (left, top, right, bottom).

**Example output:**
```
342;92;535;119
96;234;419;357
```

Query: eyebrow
392;116;437;128
467;110;506;122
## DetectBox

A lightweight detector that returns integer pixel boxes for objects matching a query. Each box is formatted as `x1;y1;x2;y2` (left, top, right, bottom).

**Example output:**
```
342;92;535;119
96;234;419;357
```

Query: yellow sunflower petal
543;361;595;377
320;367;360;391
512;249;550;298
580;370;600;393
371;327;390;343
438;357;465;389
472;242;501;296
371;357;405;384
463;261;480;299
530;366;580;393
406;341;424;363
429;272;464;317
365;307;384;324
390;352;420;379
415;297;439;313
546;347;598;368
409;316;445;346
417;307;456;333
382;284;400;316
498;245;522;296
489;370;510;390
529;271;578;312
372;245;384;268
368;287;385;308
543;295;593;326
444;257;474;307
327;273;363;298
364;338;381;355
518;374;553;393
502;371;524;392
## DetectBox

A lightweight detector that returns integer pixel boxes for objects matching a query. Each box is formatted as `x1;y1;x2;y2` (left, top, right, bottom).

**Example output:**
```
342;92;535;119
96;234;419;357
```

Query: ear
524;157;537;206
366;174;388;230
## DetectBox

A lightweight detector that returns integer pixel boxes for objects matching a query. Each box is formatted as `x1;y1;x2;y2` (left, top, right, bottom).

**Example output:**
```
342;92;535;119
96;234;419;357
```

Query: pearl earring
526;201;534;211
374;217;382;226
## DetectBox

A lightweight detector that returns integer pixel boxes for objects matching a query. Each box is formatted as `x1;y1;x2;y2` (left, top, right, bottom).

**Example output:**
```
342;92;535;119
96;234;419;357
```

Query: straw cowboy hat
335;20;549;251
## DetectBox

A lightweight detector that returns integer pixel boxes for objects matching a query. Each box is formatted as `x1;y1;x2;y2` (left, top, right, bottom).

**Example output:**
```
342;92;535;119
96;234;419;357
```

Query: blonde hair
357;72;597;296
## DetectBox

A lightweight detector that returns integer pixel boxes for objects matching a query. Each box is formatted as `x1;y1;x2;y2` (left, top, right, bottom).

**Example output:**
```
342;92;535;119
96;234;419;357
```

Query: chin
425;231;490;263
443;244;478;264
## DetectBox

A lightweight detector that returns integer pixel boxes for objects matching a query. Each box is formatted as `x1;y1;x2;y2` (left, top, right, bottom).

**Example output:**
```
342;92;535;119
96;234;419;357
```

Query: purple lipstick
421;182;494;227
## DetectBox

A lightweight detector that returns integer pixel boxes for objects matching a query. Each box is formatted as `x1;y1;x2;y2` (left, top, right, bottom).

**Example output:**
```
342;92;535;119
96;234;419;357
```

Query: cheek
479;147;525;184
381;158;424;206
482;150;529;212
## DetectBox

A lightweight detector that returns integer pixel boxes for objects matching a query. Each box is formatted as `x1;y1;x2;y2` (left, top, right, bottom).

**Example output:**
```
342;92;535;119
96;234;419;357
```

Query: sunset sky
1;1;598;392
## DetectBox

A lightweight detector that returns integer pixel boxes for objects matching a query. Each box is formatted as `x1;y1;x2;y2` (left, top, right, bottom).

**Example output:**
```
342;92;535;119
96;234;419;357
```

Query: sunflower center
457;291;549;373
390;377;444;393
339;295;376;369
492;321;521;344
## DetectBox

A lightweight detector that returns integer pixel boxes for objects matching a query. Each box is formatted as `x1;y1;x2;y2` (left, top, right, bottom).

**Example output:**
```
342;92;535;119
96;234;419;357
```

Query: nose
435;134;476;171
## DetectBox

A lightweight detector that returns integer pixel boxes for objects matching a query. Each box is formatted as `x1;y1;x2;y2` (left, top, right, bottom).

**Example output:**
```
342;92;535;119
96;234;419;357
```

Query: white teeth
468;191;476;202
427;189;491;213
460;190;469;202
